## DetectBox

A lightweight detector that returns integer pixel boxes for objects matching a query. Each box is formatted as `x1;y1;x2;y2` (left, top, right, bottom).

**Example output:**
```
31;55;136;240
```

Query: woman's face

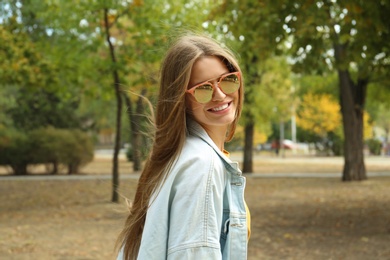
186;56;239;133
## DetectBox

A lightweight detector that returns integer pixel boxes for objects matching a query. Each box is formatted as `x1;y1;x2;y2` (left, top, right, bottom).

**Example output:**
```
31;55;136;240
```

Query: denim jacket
117;120;248;259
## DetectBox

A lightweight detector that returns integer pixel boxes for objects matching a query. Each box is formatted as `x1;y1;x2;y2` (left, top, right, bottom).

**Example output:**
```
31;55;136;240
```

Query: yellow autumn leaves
297;93;373;139
297;93;341;136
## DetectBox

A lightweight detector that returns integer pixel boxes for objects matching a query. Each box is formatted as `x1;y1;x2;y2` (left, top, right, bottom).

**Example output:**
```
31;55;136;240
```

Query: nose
212;82;226;101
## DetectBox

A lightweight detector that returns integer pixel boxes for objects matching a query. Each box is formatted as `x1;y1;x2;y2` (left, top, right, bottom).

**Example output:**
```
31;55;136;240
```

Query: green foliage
0;128;32;175
366;139;382;155
30;128;94;174
64;129;95;174
8;88;81;130
0;0;223;140
210;1;288;125
117;0;214;102
0;13;85;131
296;73;339;98
295;125;344;156
29;128;66;167
280;1;390;75
261;57;295;123
296;125;321;144
0;127;93;175
366;90;390;139
0;23;56;87
0;84;16;128
329;131;344;156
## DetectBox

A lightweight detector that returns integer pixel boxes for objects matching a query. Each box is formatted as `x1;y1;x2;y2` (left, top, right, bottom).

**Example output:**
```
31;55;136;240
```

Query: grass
0;155;389;259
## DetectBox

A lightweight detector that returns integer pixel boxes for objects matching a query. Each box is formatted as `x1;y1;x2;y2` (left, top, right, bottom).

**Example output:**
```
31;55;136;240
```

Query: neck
202;125;227;152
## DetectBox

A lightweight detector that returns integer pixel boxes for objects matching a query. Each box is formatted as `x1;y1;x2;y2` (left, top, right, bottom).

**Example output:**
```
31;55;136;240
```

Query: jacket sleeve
166;151;226;259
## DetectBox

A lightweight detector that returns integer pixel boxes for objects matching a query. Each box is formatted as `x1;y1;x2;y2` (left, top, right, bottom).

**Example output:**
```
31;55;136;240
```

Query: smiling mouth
209;102;231;112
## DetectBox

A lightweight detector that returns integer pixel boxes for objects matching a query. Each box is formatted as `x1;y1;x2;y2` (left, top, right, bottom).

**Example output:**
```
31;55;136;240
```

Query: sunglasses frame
186;71;241;103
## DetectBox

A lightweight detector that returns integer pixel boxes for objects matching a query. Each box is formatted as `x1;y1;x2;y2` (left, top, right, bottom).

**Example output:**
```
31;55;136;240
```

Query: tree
100;6;123;202
119;0;220;171
97;0;213;201
1;1;114;182
0;16;83;130
210;0;288;172
279;0;390;180
211;0;390;177
261;57;296;157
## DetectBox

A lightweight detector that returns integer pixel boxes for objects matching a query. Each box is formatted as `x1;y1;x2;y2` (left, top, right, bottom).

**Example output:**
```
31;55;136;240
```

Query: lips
209;102;231;112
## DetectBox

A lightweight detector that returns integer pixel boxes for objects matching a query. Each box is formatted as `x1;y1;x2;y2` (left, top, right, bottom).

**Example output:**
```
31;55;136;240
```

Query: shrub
29;127;67;174
63;129;94;174
366;139;382;155
0;128;32;175
0;127;94;175
30;128;94;174
330;135;344;156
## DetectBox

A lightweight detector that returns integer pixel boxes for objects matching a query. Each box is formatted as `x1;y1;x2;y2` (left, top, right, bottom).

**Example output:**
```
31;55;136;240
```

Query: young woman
116;34;250;259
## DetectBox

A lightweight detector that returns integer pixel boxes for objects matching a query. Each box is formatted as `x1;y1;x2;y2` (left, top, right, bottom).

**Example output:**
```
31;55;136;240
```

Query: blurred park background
1;0;389;259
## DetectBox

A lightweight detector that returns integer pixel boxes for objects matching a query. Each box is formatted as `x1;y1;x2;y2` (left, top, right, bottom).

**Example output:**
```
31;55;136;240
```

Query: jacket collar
186;118;242;175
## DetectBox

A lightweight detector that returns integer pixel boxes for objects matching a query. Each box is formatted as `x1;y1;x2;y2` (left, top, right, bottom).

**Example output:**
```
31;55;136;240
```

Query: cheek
186;97;202;115
191;103;205;115
229;91;239;103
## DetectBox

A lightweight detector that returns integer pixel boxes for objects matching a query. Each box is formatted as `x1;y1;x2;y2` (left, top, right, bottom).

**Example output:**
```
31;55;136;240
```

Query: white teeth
211;103;229;112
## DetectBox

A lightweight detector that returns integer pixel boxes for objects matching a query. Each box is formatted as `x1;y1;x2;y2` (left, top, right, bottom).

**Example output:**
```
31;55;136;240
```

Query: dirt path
0;155;389;259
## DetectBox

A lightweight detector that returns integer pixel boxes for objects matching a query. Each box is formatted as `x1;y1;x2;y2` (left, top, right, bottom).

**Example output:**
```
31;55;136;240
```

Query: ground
0;154;389;259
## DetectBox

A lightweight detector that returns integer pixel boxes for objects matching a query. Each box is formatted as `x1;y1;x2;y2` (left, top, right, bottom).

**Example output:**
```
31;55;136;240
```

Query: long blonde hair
116;33;244;259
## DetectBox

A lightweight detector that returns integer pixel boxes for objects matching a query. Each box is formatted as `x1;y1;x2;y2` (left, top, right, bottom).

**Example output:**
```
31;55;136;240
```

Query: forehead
189;56;229;86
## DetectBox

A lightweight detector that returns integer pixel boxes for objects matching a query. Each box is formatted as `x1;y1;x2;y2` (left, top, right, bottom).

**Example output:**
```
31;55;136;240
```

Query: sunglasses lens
220;74;240;94
194;84;213;103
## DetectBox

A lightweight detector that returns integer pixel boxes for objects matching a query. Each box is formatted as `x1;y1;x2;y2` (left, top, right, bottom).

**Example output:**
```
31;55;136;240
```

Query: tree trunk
104;8;122;202
334;43;367;181
12;164;28;175
52;162;58;174
67;163;79;174
123;88;146;172
123;95;138;170
279;120;285;158
243;121;254;173
242;57;260;174
336;48;367;180
133;88;147;171
45;162;58;174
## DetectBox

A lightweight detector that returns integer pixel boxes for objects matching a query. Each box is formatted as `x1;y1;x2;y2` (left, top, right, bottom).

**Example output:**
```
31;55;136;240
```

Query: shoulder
177;135;224;173
168;135;226;191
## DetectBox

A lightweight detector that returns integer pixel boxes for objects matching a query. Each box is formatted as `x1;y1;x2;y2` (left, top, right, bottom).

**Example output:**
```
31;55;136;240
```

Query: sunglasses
186;72;241;103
